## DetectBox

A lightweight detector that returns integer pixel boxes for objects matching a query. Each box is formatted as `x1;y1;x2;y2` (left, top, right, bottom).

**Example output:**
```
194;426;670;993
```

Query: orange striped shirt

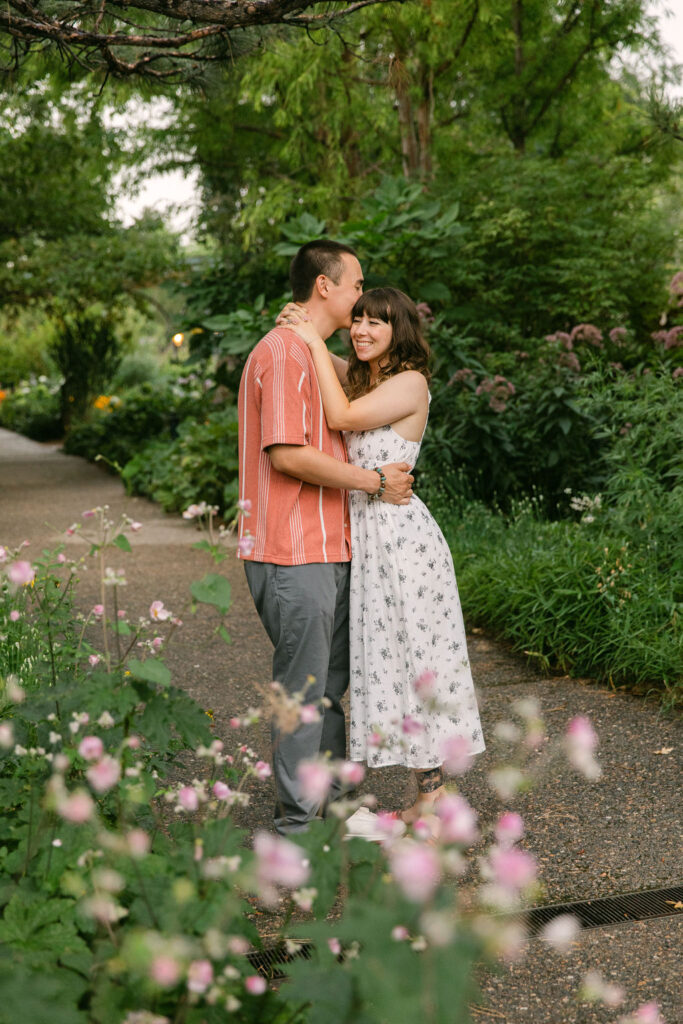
237;327;352;565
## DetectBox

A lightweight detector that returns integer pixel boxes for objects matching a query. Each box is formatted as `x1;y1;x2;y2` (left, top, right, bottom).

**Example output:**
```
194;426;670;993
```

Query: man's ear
314;273;329;298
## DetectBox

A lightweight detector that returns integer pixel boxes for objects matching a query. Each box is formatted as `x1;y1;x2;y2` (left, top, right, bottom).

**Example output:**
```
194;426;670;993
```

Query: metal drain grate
245;884;683;976
524;883;683;935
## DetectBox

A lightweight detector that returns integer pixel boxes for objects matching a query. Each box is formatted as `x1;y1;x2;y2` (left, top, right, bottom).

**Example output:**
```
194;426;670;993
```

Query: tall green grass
427;372;683;708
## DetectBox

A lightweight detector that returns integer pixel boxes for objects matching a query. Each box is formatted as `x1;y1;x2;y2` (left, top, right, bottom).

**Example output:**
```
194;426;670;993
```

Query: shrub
121;407;239;515
63;378;214;471
0;376;63;440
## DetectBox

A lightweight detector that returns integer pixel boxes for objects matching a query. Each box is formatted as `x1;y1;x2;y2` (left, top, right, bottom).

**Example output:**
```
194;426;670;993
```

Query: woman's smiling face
350;312;393;375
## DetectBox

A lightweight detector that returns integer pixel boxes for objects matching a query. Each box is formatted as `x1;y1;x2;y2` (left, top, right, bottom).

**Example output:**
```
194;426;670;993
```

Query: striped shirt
237;327;352;565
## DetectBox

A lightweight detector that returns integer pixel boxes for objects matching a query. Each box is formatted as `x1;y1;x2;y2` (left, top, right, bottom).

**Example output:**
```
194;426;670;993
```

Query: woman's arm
275;301;348;383
291;320;427;432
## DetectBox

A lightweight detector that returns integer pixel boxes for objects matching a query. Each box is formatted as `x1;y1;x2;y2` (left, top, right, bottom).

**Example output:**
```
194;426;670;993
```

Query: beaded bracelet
370;467;386;500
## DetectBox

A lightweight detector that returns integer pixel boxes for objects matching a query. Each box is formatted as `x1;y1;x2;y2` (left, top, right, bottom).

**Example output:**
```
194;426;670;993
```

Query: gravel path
1;427;680;1023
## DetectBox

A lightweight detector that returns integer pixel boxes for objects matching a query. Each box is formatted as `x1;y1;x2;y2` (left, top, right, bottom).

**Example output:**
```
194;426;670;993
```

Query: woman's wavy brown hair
345;287;431;399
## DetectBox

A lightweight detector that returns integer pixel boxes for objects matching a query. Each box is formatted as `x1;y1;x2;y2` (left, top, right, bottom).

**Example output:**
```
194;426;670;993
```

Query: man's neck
306;303;340;342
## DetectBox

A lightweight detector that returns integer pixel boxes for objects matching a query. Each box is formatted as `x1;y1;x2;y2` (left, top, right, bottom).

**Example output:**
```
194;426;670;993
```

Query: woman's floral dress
346;422;485;769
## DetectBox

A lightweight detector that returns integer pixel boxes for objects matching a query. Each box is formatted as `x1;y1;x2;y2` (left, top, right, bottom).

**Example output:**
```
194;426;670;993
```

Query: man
238;239;413;835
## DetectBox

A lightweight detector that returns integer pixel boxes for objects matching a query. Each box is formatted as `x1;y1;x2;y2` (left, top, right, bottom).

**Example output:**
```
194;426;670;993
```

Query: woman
283;287;484;823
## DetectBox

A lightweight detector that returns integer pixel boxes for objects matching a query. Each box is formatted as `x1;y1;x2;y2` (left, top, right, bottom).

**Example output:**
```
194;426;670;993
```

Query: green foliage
0;86;178;313
63;376;212;469
0;377;62;441
120;406;239;515
430;371;683;702
50;310;122;427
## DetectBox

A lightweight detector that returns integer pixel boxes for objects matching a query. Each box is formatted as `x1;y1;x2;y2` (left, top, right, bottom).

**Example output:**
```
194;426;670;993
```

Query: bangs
351;290;393;323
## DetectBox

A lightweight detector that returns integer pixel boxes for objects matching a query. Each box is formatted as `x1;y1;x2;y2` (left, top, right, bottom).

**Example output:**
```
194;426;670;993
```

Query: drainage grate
245;884;683;976
524;884;683;935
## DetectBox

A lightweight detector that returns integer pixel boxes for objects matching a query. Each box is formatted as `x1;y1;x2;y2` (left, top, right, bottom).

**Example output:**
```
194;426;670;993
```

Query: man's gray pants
243;561;350;835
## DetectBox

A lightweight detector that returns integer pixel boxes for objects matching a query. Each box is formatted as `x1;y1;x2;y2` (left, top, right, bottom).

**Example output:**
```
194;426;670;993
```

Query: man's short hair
289;239;358;302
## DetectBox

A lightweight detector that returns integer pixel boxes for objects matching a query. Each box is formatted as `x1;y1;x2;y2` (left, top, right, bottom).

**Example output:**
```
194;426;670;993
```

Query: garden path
1;426;679;1023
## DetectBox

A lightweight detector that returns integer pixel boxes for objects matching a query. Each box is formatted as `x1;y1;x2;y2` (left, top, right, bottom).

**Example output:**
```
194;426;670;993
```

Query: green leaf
217;625;232;645
126;658;171;688
112;533;131;552
190;573;231;614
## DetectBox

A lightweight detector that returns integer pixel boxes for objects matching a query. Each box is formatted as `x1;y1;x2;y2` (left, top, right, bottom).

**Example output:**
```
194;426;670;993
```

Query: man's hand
379;462;414;505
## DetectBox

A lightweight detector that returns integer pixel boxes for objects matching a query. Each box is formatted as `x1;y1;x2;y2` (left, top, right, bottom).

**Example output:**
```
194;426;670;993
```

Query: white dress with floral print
346;423;485;769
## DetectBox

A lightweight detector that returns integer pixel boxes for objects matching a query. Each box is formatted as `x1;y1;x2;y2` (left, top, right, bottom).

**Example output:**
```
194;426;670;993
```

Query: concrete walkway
1;427;680;1023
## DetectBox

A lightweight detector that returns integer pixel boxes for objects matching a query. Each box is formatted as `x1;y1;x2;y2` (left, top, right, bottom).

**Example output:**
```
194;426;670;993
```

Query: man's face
325;253;364;330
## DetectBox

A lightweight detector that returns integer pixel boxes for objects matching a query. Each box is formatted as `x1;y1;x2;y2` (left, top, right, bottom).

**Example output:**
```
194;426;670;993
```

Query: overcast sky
116;2;683;237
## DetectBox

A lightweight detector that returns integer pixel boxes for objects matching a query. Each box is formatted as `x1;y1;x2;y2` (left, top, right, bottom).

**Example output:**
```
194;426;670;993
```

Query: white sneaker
343;806;406;843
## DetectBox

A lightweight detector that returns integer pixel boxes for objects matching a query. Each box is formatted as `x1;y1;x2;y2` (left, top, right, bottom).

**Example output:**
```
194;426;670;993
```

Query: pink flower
130;521;142;532
117;609;127;619
539;913;581;952
0;722;14;748
297;760;332;804
88;654;101;668
565;715;601;779
391;925;410;941
187;959;213;994
149;601;171;621
126;735;141;749
299;703;319;724
57;789;95;824
570;323;604;348
327;938;341;955
0;546;7;563
9;610;20;622
437;793;478;845
237;535;255;558
177;786;199;812
441;734;473;774
558;350;581;373
152;637;163;650
126;828;151;858
254;760;272;780
8;561;34;586
389;841;441;902
78;735;104;761
86;755;121;793
253;831;309;889
673;367;683;379
82;509;96;518
609;327;627;345
229;717;241;729
402;715;422;736
489;846;537;892
413;670;437;698
57;553;66;563
92;604;104;618
338;761;365;786
213;780;232;800
237;499;252;513
244;975;266;995
495;811;524;847
149;955;181;988
630;1001;665;1024
182;504;203;519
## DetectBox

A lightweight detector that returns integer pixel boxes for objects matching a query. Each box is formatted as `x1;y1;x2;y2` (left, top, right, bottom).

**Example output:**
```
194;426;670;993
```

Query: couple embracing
237;239;484;838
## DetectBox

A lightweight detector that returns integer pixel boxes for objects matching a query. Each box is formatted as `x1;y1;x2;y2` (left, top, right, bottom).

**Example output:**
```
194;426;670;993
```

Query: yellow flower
94;395;111;410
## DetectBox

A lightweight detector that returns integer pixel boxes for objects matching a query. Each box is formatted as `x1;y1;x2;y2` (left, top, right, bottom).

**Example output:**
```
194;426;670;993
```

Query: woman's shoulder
383;368;429;391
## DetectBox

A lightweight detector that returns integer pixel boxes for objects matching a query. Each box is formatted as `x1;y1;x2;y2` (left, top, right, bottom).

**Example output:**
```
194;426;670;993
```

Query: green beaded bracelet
370;467;386;500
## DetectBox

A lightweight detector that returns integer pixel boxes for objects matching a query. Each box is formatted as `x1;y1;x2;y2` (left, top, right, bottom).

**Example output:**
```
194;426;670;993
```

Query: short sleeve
258;332;312;450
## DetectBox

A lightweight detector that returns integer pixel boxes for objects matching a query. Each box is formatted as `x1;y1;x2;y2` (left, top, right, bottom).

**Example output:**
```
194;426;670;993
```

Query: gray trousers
244;561;350;834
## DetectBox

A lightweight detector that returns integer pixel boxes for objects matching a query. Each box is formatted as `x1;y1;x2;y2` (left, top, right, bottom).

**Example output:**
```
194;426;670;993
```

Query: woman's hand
275;302;311;327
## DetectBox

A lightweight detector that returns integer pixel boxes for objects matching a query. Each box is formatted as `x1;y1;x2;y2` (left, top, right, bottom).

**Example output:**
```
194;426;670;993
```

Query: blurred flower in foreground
565;715;601;779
